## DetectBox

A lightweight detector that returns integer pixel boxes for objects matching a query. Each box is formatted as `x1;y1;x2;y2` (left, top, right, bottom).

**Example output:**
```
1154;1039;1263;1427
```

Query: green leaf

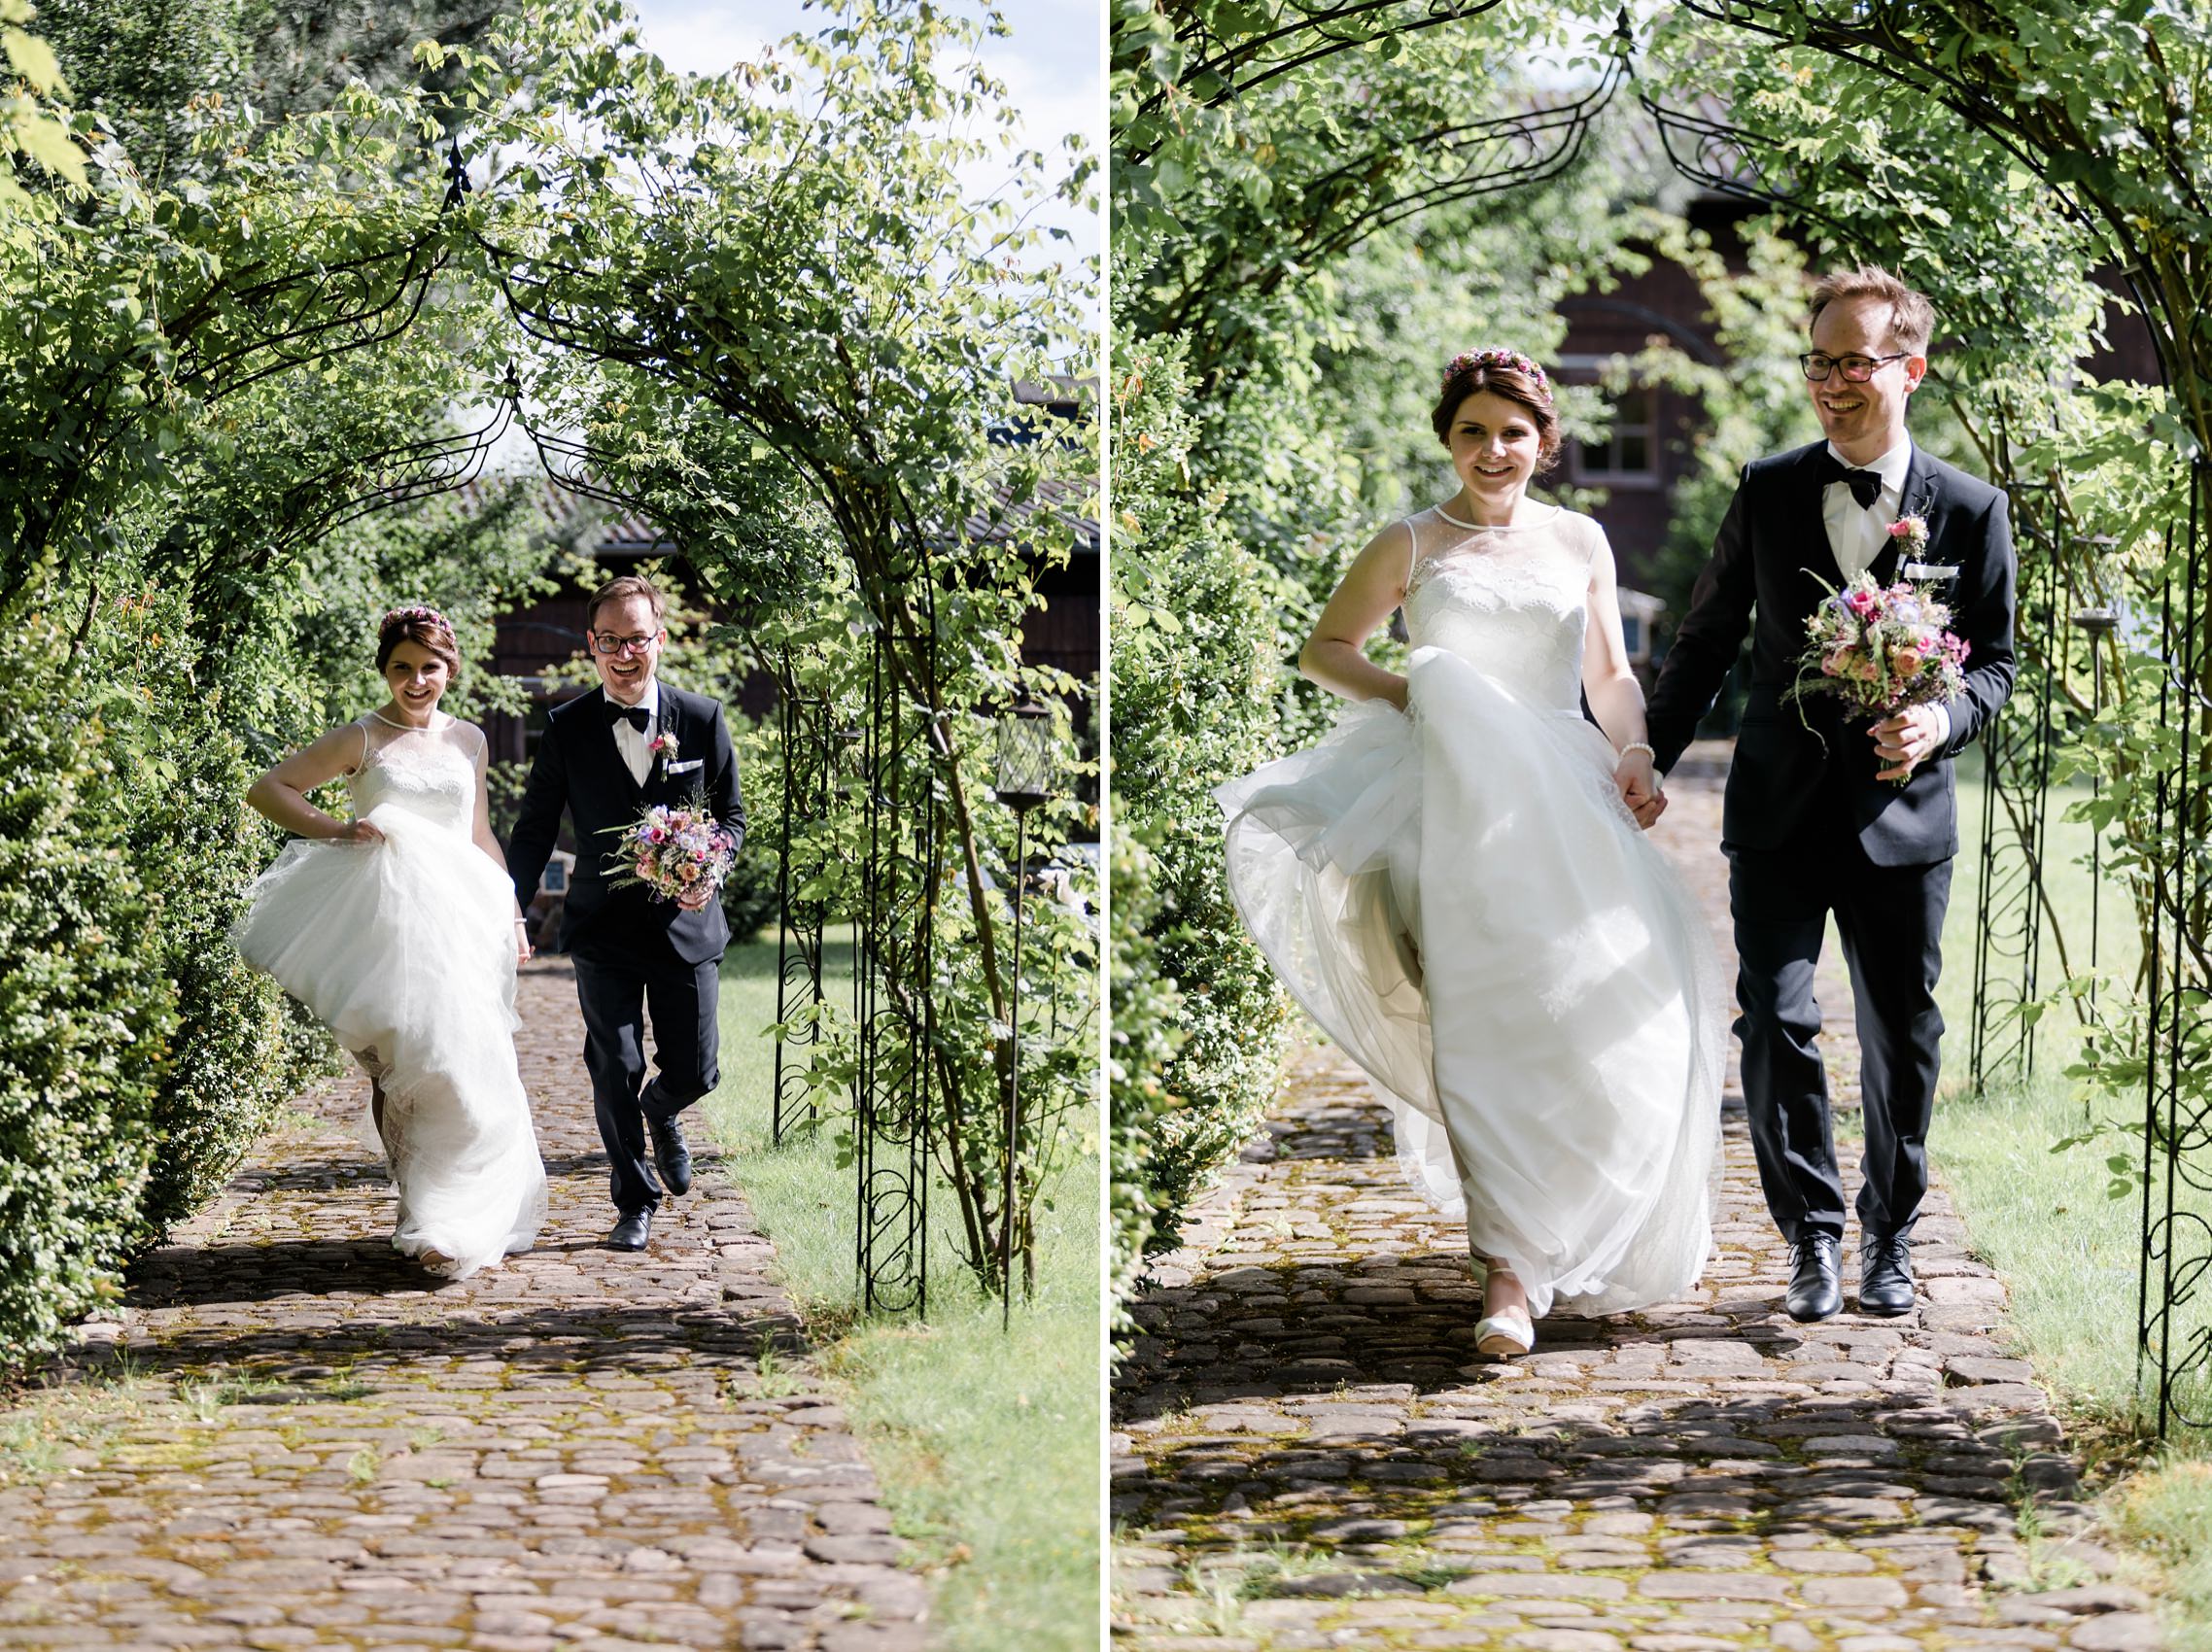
3;26;63;94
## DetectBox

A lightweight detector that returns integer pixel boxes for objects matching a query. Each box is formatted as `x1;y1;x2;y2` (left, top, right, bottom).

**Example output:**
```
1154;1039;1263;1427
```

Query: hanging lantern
994;700;1055;813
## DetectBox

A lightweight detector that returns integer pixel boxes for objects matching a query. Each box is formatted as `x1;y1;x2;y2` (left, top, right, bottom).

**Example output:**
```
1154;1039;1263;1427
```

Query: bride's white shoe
1474;1305;1535;1359
1476;1260;1535;1358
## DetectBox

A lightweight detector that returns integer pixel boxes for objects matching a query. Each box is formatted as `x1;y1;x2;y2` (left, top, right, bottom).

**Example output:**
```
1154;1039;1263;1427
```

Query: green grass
1938;752;2143;1074
0;1357;156;1486
1931;755;2212;1646
700;934;1101;1652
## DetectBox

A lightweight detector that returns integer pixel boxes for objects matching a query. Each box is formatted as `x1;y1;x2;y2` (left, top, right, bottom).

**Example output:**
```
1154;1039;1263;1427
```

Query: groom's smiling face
1807;293;1924;465
589;592;665;706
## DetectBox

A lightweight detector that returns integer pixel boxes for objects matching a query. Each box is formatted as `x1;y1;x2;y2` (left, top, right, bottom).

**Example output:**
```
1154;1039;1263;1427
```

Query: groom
1645;265;2017;1323
507;573;745;1252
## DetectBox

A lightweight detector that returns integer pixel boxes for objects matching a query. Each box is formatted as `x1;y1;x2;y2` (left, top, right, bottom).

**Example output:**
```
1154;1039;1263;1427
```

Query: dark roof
453;474;670;551
967;475;1099;555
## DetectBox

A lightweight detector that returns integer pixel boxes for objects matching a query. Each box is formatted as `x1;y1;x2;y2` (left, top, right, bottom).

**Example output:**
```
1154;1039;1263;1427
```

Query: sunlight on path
1111;743;2163;1652
0;961;925;1652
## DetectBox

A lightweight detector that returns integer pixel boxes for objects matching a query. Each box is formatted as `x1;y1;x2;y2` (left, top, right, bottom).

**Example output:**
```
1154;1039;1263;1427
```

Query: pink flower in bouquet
1789;568;1968;783
602;797;739;904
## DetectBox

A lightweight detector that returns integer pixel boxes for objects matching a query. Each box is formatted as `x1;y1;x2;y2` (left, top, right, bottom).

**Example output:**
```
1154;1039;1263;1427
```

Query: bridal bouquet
603;802;740;904
1787;567;1968;785
1790;568;1969;718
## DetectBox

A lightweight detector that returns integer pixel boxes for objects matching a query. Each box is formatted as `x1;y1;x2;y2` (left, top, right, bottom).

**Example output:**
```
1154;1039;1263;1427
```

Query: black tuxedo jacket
506;683;746;965
1645;440;2017;866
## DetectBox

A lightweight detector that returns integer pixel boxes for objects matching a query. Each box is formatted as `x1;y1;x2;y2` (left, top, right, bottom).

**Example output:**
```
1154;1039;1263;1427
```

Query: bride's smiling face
383;640;451;718
1445;390;1542;501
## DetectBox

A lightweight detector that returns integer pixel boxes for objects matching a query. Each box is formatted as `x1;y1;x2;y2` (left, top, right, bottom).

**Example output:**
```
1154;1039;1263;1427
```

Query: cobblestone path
0;960;924;1652
1113;744;2162;1652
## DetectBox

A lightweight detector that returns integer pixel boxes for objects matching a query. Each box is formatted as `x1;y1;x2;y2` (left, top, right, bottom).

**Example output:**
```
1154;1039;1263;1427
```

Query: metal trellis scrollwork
771;652;836;1146
2139;458;2212;1434
1121;1;1508;157
849;630;933;1317
1309;48;1630;259
1639;91;1848;234
1967;484;2062;1092
171;142;471;402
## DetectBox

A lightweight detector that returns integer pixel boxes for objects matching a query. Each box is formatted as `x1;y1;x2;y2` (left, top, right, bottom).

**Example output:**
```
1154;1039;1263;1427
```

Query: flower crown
1442;348;1551;396
380;602;454;636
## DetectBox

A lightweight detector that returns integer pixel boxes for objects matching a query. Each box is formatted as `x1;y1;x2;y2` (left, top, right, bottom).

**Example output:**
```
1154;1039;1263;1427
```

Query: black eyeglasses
590;632;657;657
1800;352;1910;383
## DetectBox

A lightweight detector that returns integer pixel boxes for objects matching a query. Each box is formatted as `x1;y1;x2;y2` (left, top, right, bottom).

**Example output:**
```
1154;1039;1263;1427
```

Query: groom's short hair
586;573;668;630
1809;265;1935;356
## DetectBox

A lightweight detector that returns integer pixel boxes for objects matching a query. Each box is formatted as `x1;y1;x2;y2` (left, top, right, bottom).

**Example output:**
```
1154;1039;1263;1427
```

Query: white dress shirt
1823;435;1951;748
1822;435;1912;581
609;679;660;786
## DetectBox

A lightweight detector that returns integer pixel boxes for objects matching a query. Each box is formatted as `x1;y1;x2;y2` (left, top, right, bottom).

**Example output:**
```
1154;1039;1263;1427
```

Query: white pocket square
665;758;703;774
1904;561;1960;580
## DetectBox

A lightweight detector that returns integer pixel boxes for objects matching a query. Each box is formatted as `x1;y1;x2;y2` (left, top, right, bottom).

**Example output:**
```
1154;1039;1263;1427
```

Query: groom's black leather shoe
607;1209;652;1252
1858;1234;1917;1316
649;1118;693;1197
1785;1232;1843;1322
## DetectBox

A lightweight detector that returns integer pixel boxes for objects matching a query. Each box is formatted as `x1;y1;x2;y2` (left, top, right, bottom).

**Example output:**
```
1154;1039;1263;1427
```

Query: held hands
1614;749;1666;831
515;919;533;966
676;885;714;912
1871;706;1945;782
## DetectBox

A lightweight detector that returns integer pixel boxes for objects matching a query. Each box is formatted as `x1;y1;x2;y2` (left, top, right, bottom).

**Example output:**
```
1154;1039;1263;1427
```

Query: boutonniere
648;731;678;775
1886;513;1930;557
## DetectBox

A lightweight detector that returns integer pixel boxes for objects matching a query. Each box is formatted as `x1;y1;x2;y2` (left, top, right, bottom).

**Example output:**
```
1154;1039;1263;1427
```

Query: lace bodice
1402;505;1604;714
346;712;482;833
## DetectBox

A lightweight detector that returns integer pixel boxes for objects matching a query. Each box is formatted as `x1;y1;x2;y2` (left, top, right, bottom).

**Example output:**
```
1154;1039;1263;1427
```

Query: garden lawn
700;932;1100;1652
1931;757;2211;1647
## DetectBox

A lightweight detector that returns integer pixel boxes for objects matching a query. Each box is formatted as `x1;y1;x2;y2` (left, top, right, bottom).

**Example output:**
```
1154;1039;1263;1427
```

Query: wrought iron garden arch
188;140;946;1318
1126;0;2212;1433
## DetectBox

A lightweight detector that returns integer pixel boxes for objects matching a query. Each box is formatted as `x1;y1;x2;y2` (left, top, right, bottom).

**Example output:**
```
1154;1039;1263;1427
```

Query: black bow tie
1817;452;1887;510
606;703;650;734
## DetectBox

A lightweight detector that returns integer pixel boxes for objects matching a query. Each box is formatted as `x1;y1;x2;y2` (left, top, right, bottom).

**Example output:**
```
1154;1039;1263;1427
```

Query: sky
626;0;1102;265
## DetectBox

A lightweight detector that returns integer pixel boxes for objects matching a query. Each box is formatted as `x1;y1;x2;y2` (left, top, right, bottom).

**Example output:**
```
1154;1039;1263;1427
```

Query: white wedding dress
231;712;548;1277
1217;504;1724;1318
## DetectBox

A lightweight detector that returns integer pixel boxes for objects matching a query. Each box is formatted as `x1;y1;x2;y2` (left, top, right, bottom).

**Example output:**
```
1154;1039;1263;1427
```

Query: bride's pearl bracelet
1617;740;1656;763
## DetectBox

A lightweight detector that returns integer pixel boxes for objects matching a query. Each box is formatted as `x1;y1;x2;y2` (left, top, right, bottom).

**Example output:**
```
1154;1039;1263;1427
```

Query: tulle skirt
231;804;548;1277
1217;646;1724;1318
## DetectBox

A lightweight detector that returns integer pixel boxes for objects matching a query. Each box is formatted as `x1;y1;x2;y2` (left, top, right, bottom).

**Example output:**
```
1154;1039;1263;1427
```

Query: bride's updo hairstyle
1432;347;1564;471
377;604;462;677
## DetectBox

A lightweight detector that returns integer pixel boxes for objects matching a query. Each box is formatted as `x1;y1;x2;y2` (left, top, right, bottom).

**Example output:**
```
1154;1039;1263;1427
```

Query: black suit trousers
1726;830;1953;1248
571;945;721;1215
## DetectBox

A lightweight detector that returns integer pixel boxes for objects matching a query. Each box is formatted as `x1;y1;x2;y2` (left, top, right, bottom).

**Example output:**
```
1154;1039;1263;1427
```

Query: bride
232;604;548;1279
1216;348;1724;1357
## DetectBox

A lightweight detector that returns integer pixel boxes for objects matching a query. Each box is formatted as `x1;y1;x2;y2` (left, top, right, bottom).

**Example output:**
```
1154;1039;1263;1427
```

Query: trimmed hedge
1108;819;1184;1320
0;593;350;1366
131;716;316;1231
0;613;176;1361
1108;336;1296;1307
